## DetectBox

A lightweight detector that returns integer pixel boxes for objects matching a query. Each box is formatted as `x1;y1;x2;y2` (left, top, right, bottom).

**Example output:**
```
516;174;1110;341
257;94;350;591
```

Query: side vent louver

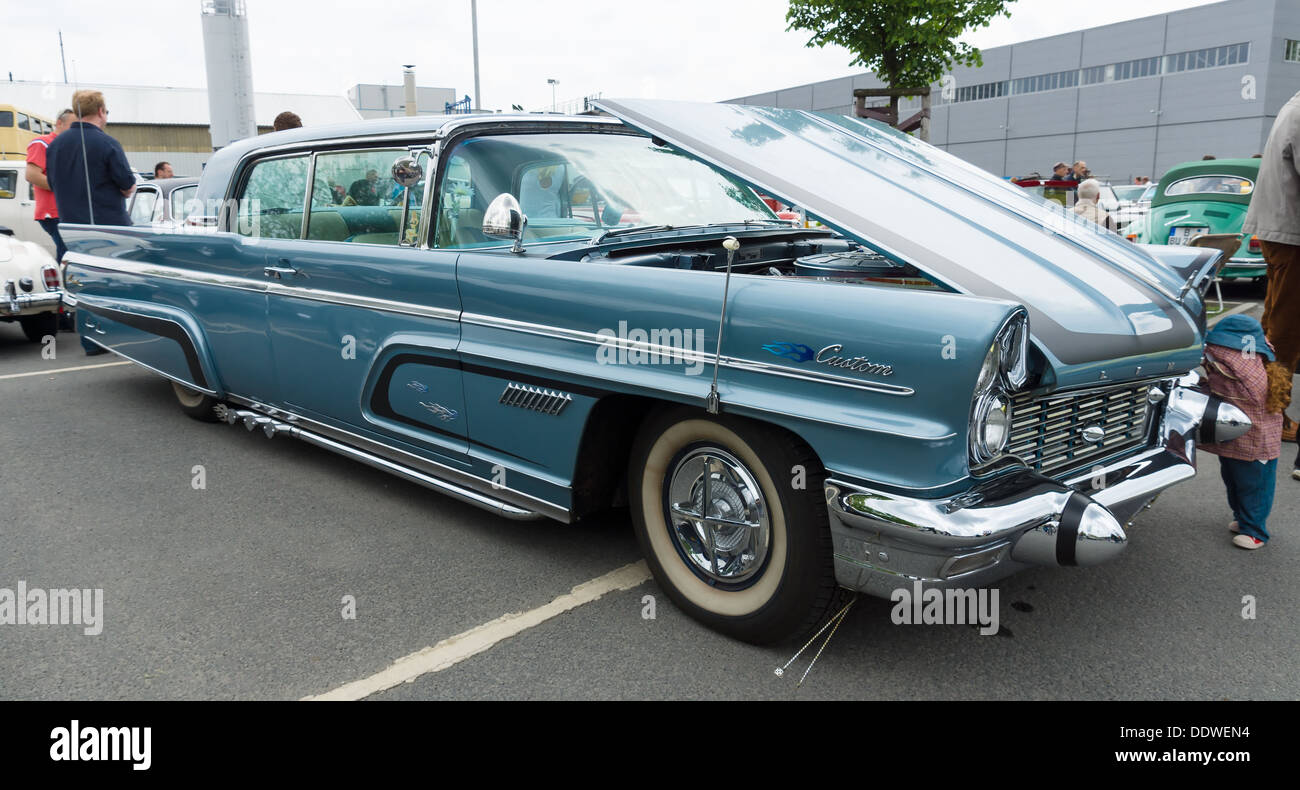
499;383;572;416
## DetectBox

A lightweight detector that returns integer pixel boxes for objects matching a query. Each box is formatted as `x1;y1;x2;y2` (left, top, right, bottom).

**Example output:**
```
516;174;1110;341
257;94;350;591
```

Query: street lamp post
471;0;480;112
547;78;559;113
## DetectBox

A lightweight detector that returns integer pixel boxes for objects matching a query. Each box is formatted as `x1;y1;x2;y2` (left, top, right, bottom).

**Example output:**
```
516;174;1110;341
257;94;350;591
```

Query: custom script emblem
419;402;458;422
762;342;894;377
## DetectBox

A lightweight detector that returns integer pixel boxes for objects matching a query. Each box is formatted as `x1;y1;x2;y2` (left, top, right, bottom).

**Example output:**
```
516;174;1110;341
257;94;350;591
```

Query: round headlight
971;392;1011;463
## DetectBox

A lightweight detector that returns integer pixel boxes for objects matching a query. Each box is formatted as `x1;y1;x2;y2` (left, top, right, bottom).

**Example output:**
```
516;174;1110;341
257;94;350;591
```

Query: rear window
1164;176;1254;197
0;169;16;199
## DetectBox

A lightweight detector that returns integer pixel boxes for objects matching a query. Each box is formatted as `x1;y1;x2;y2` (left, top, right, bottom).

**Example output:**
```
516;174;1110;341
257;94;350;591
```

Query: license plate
1168;226;1210;245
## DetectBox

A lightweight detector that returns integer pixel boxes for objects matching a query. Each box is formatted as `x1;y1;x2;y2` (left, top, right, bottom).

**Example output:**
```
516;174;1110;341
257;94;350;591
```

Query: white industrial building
0;79;362;176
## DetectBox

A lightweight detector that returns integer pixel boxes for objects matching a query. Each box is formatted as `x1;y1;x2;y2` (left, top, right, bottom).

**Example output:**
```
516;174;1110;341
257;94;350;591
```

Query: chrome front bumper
825;374;1249;597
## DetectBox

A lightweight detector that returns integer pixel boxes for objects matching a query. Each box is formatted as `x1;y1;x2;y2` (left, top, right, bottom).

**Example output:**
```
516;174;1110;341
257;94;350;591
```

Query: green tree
787;0;1015;137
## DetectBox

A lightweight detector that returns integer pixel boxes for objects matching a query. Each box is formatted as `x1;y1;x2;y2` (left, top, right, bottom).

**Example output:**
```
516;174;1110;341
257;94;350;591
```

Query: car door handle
263;261;305;280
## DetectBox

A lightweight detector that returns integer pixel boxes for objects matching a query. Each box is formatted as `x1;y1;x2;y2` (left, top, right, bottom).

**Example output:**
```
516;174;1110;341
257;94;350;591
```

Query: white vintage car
0;229;63;342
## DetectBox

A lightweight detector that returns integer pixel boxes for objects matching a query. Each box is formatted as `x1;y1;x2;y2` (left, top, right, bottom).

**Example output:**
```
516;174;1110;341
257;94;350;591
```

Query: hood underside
595;99;1202;366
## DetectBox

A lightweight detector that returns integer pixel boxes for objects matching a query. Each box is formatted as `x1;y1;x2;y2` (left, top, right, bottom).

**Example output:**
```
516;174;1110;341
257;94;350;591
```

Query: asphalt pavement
1;300;1296;700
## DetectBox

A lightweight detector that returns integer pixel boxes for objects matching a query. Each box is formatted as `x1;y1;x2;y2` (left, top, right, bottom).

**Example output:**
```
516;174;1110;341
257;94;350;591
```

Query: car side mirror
390;156;423;188
483;193;528;254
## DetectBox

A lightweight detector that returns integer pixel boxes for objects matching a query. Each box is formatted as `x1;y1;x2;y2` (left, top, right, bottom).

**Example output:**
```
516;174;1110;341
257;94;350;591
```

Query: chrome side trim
461;312;914;397
64;253;461;323
718;354;914;396
224;394;569;522
83;335;221;397
213;406;542;522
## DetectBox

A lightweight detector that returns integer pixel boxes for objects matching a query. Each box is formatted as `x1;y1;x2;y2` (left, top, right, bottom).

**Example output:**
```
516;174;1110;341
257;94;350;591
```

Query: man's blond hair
71;90;106;119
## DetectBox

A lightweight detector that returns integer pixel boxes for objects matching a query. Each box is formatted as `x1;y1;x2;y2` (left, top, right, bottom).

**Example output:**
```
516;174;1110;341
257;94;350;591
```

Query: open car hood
595;98;1203;367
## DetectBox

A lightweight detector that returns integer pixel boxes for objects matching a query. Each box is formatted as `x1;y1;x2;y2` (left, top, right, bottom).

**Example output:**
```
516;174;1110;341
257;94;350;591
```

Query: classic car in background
0;229;63;341
59;100;1249;643
0;159;57;258
127;177;201;228
1011;176;1137;231
1127;159;1264;279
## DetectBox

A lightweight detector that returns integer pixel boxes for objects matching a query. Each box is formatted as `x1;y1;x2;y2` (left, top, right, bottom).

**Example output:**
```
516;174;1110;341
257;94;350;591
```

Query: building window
1286;39;1300;63
1114;56;1161;81
952;80;1007;103
1167;42;1248;73
942;40;1249;103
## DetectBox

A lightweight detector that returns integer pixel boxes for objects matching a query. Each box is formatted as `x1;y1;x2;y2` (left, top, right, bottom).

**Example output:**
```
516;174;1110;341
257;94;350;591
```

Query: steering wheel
568;174;618;228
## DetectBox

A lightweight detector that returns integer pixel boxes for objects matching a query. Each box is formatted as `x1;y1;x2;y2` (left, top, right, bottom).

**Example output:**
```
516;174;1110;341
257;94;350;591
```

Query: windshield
433;132;775;248
1112;185;1146;202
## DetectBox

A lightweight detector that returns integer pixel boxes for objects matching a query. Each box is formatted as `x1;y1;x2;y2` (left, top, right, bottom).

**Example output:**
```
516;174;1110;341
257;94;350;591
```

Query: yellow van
0;105;54;161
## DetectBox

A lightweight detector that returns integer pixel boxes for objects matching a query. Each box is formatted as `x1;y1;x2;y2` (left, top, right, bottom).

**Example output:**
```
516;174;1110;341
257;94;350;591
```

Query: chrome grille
1007;382;1155;477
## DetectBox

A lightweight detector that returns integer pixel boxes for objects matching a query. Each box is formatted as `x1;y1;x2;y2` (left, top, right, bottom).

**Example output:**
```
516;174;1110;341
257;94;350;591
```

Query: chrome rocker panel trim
823;375;1244;598
221;396;558;523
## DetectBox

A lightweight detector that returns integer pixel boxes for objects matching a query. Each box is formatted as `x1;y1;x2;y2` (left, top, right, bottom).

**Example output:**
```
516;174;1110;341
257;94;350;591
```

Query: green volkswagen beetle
1130;158;1264;279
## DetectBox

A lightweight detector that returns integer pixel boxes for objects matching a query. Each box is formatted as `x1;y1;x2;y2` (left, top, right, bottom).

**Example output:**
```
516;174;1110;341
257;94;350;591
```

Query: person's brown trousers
1261;241;1300;413
1262;241;1300;372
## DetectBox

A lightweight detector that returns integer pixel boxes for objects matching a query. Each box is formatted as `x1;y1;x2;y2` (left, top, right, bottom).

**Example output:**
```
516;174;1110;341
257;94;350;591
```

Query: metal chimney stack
201;0;257;150
402;66;418;116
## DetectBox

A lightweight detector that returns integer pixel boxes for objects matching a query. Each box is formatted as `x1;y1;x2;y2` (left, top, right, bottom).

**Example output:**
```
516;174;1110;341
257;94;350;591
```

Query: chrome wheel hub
666;447;770;585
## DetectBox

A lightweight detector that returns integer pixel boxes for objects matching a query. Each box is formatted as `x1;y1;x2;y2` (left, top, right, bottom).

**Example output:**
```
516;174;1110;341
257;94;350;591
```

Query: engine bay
574;230;943;291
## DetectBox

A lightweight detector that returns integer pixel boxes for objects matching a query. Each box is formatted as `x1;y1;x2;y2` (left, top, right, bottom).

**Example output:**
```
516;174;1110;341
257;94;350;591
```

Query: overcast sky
4;0;1225;111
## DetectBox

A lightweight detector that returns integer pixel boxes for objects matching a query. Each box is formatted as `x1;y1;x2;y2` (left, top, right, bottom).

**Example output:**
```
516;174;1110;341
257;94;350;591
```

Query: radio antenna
706;236;740;414
72;61;94;225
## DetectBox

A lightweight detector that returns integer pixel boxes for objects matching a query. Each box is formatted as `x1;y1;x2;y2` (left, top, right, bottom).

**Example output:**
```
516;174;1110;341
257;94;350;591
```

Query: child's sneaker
1229;521;1240;533
1232;534;1264;550
1292;467;1300;482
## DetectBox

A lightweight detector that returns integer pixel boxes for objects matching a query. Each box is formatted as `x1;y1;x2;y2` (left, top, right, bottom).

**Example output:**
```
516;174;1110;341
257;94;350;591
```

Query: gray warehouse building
727;0;1300;182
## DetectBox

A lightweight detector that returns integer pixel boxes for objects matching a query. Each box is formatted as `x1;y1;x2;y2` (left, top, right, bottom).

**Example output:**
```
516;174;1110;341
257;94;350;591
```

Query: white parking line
304;561;652;701
1207;302;1258;325
0;361;131;380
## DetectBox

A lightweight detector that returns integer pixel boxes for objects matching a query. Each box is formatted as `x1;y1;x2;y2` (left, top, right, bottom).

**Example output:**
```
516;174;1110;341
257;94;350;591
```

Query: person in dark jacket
45;90;136;226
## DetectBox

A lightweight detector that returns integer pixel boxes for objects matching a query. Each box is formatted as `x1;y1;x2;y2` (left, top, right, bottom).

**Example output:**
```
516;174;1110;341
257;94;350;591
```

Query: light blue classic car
59;99;1249;644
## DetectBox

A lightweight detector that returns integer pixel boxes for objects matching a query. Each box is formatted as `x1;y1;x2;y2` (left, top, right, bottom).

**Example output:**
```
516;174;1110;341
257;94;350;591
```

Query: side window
0;111;13;128
236;154;309;239
17;113;30;131
171;185;198;222
0;170;17;199
129;188;158;225
307;148;405;244
433;155;481;249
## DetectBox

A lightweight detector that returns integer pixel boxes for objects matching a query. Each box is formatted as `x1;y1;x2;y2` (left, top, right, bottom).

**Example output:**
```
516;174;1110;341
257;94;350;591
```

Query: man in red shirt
25;108;75;262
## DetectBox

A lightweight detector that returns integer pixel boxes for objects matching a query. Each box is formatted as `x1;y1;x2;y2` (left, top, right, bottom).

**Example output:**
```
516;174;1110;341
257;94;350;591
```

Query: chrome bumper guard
825;373;1251;597
2;288;63;316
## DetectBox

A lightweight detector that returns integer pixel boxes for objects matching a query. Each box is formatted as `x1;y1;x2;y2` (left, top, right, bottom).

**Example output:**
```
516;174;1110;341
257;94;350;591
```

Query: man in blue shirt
46;90;136;226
